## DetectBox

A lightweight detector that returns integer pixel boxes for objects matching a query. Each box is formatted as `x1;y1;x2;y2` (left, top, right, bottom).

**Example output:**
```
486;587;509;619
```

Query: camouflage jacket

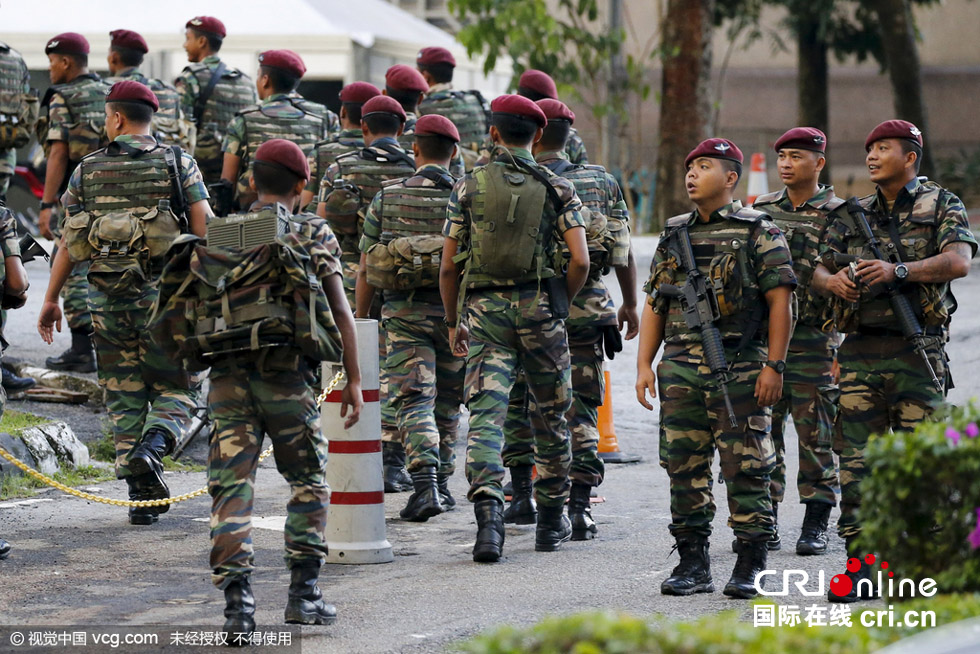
307;128;363;196
819;177;977;331
646;201;797;363
288;91;339;137
108;68;182;123
37;73;111;165
418;82;489;149
0;40;34;153
174;55;256;129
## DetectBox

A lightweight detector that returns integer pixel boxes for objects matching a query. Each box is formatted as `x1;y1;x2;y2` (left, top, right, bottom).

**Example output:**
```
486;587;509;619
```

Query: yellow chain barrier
0;370;346;509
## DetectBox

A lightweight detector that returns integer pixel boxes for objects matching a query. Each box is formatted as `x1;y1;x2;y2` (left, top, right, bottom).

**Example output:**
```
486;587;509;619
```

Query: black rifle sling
193;61;227;127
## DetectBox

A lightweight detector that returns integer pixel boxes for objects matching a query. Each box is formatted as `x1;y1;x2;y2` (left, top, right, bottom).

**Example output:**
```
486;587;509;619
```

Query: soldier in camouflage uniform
0;198;30;561
357;115;464;522
0;41;34;199
636;138;796;599
501;99;638;540
440;95;590;562
219;50;329;212
152;139;362;640
36;33;110;374
319;95;417;491
415;47;489;172
300;82;380;212
815;120;975;602
750;127;843;557
37;81;212;526
176;16;257;187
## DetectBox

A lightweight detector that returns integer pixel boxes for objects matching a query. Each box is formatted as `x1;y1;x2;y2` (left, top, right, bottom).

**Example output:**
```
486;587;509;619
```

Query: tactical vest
545;160;619;278
0;41;37;150
650;208;767;345
184;62;255;177
365;169;454;290
239;99;324;175
312;135;362;184
108;70;196;154
418;90;488;147
62;142;183;294
462;158;559;289
39;74;110;162
753;190;842;328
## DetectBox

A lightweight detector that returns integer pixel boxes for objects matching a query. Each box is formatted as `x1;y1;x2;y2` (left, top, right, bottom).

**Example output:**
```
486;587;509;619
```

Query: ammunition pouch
365;234;444;291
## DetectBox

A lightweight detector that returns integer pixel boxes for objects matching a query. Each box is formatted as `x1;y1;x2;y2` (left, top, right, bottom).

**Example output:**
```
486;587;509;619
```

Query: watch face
896;264;909;279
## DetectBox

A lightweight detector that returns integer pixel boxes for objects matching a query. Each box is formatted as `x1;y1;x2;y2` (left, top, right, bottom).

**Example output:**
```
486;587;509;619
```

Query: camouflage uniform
175;55;257;185
503;151;631;488
39;73;111;338
752;185;842;507
646;201;797;540
62;134;206;477
399;112;465;178
206;204;342;587
418;82;488;170
360;164;463;475
445;146;585;508
0;42;31;197
106;68;192;151
476;127;588;168
222;93;329;206
306;128;363;208
819;178;976;539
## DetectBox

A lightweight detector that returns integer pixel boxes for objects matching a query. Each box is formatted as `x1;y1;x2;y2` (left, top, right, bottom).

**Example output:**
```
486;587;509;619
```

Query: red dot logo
881;561;889;569
865;553;876;565
830;574;853;597
846;557;862;573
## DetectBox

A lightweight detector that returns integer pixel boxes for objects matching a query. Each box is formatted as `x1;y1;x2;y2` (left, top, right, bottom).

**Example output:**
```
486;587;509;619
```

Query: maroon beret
362;95;407;122
684;138;743;169
258;50;306;78
865;119;923;151
536;99;575;125
490;94;547;128
416;47;456;67
254;138;310;181
186;16;226;39
106;80;159;111
774;127;826;154
517;69;557;100
386;65;428;94
109;29;148;54
45;33;90;56
414;114;459;142
339;82;381;105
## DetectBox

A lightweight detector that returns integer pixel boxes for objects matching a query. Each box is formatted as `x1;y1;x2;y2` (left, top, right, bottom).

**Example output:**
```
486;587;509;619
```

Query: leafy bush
456;594;980;653
934;148;980;205
859;403;980;595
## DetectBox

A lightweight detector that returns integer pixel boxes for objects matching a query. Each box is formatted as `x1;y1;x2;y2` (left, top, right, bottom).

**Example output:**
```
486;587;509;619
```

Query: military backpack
0;41;38;150
37;74;110;162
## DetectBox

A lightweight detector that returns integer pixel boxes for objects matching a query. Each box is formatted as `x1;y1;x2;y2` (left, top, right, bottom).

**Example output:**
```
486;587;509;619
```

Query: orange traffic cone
597;366;641;464
746;152;768;205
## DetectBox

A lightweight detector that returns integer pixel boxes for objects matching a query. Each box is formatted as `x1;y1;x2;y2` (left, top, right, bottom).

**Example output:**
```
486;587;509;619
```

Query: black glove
601;324;623;360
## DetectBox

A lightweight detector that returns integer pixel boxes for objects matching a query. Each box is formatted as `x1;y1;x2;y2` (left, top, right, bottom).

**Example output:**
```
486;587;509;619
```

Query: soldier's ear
814;154;827;174
412;142;420;159
248;175;258;193
293;178;307;197
489;125;500;144
532;127;543;145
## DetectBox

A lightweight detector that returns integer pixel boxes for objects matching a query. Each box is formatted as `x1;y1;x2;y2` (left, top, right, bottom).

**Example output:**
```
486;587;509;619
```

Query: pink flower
969;508;980;550
946;427;962;446
966;423;979;439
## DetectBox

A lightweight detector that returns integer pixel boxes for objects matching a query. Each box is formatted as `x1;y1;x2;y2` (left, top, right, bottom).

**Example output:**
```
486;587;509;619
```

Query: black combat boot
568;483;598;541
382;441;412;493
128;429;172;513
284;562;338;625
503;465;536;525
0;537;11;560
472;499;505;563
1;366;35;394
399;465;444;522
222;576;256;647
126;476;158;526
44;330;97;373
796;502;833;555
828;537;878;603
724;538;769;599
436;472;456;511
661;536;714;595
733;502;780;552
535;504;572;552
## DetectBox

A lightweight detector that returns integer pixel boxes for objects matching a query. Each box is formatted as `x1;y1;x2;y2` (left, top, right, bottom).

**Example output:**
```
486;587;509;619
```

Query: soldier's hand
755;366;783;407
826;268;860;302
635;367;657;410
39;208;54;241
618;304;640;340
831;357;841;385
340;378;363;430
37;300;63;344
854;258;896;287
450;324;469;357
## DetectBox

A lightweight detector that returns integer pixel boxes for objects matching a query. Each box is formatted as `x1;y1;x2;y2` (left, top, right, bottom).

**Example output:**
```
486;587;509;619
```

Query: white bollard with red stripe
746;152;769;205
321;318;393;564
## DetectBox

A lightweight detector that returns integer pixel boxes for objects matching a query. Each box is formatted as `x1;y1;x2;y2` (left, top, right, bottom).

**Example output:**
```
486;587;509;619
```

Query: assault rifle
18;233;49;263
843;198;943;392
658;225;738;428
170;407;211;461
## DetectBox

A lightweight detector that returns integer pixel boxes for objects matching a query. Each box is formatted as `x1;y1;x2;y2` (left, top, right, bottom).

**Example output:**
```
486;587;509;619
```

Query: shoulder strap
544;159;574;176
366;141;416;169
415;168;455;190
508;155;563;215
193;61;227;127
164;146;189;233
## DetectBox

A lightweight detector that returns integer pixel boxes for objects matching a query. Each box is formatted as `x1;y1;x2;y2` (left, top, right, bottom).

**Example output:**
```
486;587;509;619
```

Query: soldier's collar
369;136;400;148
265;92;292;102
417;163;449;174
874;176;922;211
534;150;567;164
499;146;534;163
203;55;221;64
426;82;453;95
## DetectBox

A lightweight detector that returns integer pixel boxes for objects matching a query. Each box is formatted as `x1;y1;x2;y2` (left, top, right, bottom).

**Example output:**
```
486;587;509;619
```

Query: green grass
1;464;115;500
0;410;49;434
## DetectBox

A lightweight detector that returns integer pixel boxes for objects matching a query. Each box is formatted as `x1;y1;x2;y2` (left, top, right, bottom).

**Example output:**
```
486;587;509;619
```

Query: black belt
856;326;943;338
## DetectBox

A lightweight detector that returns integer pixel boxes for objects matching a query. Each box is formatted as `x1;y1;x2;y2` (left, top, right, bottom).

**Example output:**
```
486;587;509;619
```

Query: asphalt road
0;236;978;653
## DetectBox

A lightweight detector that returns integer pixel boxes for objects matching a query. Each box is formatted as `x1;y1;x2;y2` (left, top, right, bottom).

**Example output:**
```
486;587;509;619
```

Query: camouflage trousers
463;287;572;508
836;333;945;539
52;241;92;334
88;285;196;478
502;324;605;487
0;148;13;196
207;352;329;588
658;354;776;541
770;329;840;506
385;315;463;474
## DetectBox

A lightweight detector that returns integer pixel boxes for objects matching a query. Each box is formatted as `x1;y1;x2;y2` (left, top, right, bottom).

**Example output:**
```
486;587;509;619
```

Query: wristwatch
766;360;786;374
40;201;56;210
894;263;909;282
443;317;457;328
